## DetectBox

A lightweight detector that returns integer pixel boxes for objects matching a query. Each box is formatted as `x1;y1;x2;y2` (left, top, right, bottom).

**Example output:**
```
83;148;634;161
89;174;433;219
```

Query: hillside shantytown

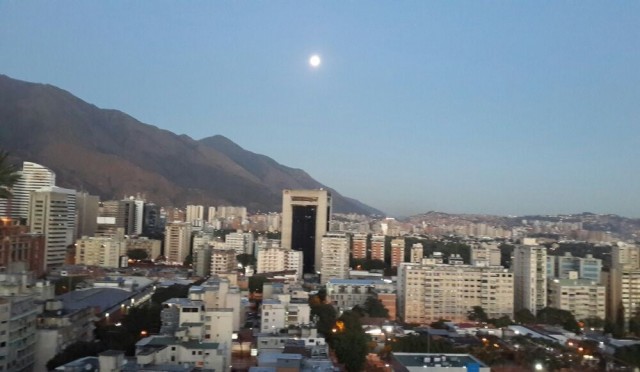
1;155;640;371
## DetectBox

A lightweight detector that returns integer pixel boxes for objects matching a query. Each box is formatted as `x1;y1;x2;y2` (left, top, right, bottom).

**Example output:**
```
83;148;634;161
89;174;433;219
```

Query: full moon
309;54;321;68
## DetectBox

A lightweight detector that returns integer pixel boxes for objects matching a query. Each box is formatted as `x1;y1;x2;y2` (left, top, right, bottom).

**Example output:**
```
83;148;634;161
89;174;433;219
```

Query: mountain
0;74;383;215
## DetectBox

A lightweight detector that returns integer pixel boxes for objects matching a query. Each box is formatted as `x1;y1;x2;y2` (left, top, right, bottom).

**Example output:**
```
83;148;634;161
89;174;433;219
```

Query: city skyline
1;2;638;218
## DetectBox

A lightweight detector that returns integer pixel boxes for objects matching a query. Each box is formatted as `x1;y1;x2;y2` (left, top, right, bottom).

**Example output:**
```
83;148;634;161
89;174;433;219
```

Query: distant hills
0;74;382;215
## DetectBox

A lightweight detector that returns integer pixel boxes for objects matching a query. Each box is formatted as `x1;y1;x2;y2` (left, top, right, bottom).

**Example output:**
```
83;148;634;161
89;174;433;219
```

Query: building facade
398;262;513;324
513;245;547;314
281;189;331;274
320;232;350;284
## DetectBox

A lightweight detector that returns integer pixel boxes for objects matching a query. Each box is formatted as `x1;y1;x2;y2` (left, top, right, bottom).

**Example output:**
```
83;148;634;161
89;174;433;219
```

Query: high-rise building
370;234;385;262
351;233;368;260
29;186;76;270
390;238;405;268
75;236;126;268
281;189;331;274
0;218;45;277
0;161;56;220
75;191;99;239
186;205;205;225
471;242;501;267
164;222;192;263
513;245;547;314
410;243;423;263
320;232;350;284
548;276;606;322
225;231;254;255
207;206;216;223
548;252;602;282
142;203;163;237
210;248;236;275
607;242;640;327
398;262;513;324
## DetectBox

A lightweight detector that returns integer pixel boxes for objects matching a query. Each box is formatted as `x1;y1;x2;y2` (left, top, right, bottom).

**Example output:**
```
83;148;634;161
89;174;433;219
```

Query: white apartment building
186;205;204;225
513;245;547;314
257;247;287;273
164;222;192;263
189;277;242;332
35;300;95;371
608;243;640;326
210;248;237;275
261;299;287;333
29;186;76;270
471;241;501;267
398;262;513;324
548;277;606;321
225;231;254;255
154;298;229;370
0;161;56;220
410;243;423;263
286;250;303;280
75;236;126;268
320;232;350;284
326;279;396;312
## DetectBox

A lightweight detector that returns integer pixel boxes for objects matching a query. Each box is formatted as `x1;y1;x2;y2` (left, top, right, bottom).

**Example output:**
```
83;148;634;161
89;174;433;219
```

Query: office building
28;186;76;270
281;189;331;274
513;244;547;314
548;252;602;282
142;203;163;237
320;232;350;283
75;191;99;239
398;262;513;324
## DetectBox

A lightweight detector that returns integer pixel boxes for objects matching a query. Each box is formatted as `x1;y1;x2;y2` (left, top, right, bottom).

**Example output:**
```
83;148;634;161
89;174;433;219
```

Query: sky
0;2;639;218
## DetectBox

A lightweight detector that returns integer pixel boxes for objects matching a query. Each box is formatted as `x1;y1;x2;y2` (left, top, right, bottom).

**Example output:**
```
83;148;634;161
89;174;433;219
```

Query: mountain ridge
0;74;383;215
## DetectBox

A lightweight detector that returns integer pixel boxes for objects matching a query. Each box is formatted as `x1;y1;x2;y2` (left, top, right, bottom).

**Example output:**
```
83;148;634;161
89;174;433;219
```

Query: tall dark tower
281;189;331;274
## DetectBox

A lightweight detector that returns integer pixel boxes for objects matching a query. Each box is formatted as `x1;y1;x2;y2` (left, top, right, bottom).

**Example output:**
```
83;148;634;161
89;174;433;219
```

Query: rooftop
392;353;487;368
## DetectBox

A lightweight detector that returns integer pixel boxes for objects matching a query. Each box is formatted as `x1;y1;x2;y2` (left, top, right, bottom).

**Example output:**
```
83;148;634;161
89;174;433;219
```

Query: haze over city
1;2;638;217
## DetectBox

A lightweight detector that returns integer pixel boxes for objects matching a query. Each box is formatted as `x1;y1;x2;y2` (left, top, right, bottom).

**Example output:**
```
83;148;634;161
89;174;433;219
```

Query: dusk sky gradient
1;2;638;217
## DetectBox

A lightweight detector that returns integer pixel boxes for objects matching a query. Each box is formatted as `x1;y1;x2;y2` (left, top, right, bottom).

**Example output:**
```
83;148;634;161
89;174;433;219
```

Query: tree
0;151;20;199
363;297;389;318
236;253;256;268
488;315;513;328
46;341;106;370
514;308;535;324
127;249;148;260
615;344;640;368
430;318;450;329
331;310;368;372
536;307;580;333
249;275;269;293
310;303;337;338
467;306;488;323
582;316;605;330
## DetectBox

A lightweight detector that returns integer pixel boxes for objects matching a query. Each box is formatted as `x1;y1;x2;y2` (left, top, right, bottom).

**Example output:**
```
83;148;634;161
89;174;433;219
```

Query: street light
535;363;543;371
